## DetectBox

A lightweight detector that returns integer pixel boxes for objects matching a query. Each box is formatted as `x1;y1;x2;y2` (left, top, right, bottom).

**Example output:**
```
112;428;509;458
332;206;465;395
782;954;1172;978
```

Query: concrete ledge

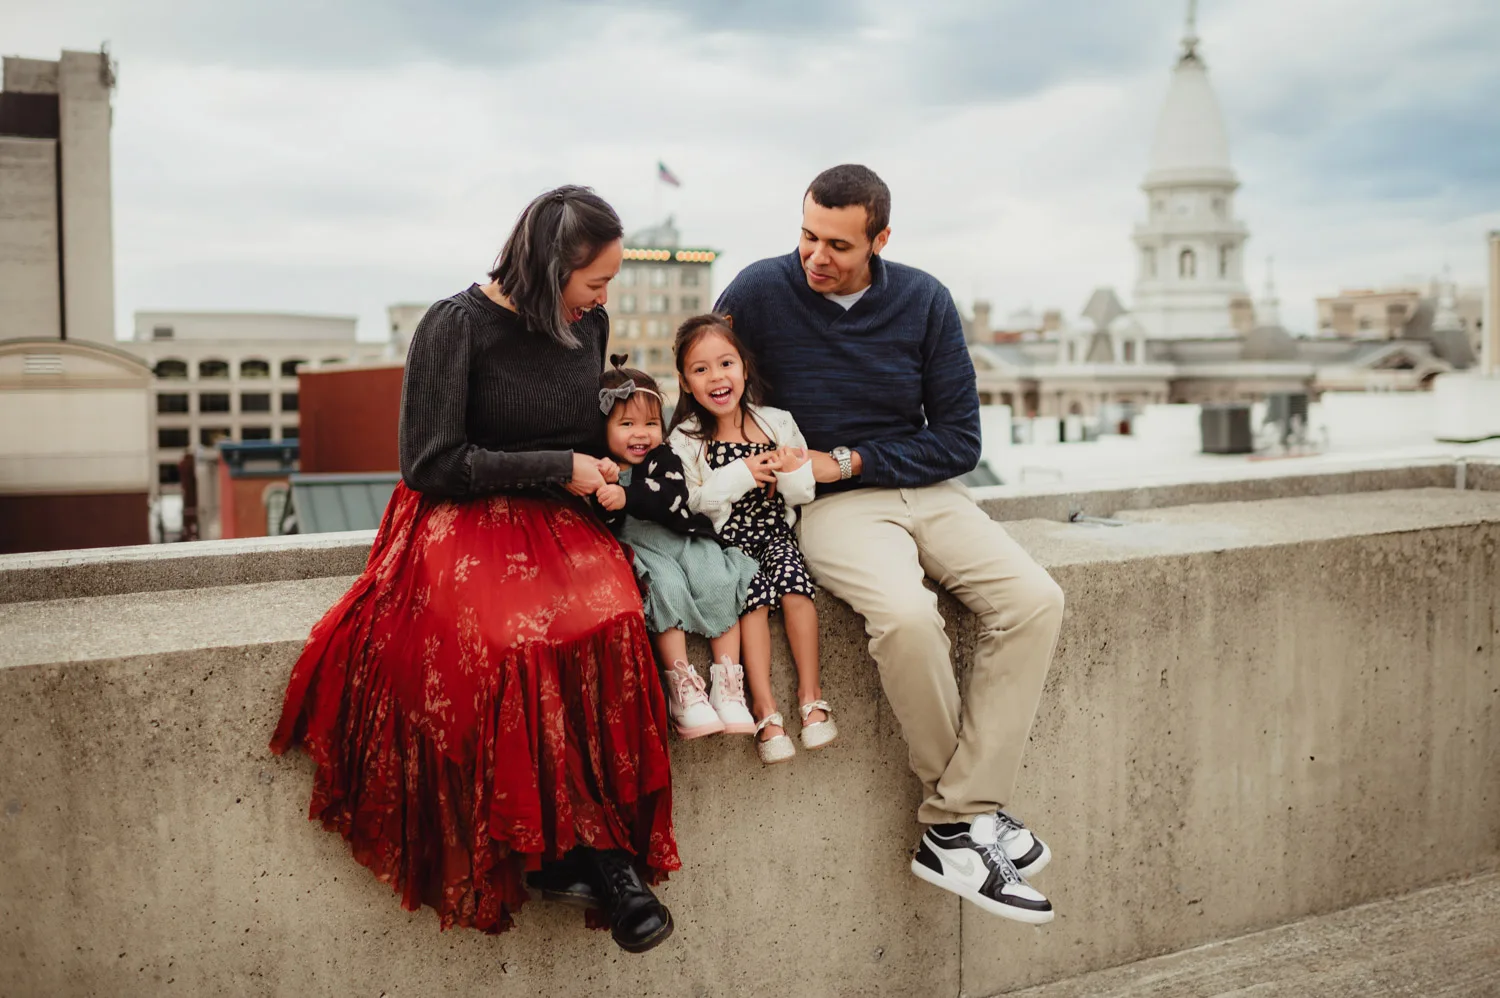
2;489;1498;996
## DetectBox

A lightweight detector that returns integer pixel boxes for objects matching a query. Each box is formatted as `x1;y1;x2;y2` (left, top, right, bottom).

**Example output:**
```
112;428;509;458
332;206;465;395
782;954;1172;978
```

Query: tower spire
1181;0;1201;62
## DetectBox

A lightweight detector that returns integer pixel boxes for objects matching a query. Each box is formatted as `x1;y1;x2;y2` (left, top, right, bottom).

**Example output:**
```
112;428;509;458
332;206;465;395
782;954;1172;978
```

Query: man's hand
596;483;626;511
809;449;863;484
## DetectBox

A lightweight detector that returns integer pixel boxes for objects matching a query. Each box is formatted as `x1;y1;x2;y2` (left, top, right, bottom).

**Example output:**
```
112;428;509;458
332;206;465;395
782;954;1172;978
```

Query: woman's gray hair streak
488;185;623;348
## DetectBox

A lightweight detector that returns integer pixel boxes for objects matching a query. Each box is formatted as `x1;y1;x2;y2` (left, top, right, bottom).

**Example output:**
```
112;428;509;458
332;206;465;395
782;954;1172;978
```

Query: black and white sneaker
911;812;1054;924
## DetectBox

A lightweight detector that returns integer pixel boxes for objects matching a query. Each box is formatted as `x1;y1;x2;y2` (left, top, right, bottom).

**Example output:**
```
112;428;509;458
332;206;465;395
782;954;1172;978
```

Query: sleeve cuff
469;449;574;493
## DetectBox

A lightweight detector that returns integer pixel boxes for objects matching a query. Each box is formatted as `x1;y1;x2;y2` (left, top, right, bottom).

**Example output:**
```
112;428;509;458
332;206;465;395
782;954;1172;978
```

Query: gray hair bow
599;382;640;414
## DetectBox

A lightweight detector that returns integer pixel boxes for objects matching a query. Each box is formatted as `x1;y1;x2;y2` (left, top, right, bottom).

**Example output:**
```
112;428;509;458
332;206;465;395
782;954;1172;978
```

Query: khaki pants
798;481;1063;824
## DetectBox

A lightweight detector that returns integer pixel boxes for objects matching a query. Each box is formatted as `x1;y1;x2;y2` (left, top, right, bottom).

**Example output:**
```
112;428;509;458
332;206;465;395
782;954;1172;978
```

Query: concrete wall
0;136;62;341
1;487;1497;996
57;51;115;345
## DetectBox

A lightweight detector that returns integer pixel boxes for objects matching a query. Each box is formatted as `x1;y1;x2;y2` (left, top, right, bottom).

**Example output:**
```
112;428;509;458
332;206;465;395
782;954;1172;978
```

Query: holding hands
596;483;626;511
567;453;622;497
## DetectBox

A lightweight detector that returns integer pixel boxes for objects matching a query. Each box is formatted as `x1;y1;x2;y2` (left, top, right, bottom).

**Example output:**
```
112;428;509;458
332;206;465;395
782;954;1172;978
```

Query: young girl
595;357;761;740
667;315;837;764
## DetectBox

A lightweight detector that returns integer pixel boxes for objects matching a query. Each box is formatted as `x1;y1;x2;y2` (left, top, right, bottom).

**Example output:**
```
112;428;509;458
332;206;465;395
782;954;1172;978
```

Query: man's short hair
806;164;890;243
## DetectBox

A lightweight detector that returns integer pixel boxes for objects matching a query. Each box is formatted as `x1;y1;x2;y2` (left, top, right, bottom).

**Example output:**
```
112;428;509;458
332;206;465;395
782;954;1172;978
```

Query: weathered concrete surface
0;531;374;605
1008;874;1500;997
1465;456;1500;493
1;489;1498;997
974;458;1460;523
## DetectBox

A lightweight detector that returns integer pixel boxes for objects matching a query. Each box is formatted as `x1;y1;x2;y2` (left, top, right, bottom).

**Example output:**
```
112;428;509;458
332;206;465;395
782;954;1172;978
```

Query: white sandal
799;699;838;750
754;712;796;765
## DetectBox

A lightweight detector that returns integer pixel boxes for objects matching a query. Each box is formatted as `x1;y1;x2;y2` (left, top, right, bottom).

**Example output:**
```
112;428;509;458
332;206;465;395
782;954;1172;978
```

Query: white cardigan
667;405;818;532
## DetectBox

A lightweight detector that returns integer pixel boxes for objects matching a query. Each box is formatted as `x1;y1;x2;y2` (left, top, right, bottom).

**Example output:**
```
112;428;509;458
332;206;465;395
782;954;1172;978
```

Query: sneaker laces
714;661;747;706
669;664;709;707
969;813;1025;887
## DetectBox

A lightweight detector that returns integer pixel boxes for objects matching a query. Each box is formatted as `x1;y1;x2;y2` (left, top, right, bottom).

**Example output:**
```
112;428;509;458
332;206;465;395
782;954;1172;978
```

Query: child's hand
596;484;626;511
743;451;781;486
597;457;621;484
774;446;809;474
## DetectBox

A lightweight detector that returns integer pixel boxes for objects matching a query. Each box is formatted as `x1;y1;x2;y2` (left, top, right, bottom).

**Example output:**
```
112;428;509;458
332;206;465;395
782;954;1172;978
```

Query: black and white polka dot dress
705;440;817;612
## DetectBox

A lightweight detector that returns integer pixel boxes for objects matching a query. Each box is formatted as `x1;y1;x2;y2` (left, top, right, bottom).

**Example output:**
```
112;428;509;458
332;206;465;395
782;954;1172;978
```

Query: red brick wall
298;366;403;474
0;492;149;554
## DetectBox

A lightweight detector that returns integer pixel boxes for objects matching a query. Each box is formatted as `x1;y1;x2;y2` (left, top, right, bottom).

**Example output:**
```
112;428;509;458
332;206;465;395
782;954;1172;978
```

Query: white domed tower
1131;1;1251;339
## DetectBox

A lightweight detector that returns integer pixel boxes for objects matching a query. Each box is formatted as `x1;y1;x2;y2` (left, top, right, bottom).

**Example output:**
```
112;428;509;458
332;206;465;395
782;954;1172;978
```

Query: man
715;164;1064;925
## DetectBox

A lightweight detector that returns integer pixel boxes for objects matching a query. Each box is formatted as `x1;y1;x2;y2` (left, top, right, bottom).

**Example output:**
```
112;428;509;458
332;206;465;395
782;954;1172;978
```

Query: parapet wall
1;484;1498;997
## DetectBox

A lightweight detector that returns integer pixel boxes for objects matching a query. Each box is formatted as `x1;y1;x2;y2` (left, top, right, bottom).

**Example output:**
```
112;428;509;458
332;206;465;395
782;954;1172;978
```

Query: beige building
1317;282;1485;351
608;217;715;397
0;51;116;345
121;312;388;496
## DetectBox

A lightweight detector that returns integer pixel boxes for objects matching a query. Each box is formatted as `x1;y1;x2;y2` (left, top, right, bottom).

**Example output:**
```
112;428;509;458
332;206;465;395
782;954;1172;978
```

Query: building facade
1317;282;1485;350
0;51;116;345
120;312;388;496
607;218;716;397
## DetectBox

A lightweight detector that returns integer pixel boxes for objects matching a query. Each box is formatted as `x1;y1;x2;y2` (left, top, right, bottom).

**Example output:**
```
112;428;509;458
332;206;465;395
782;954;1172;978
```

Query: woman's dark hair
668;314;767;441
806;164;891;243
600;353;664;422
489;184;623;349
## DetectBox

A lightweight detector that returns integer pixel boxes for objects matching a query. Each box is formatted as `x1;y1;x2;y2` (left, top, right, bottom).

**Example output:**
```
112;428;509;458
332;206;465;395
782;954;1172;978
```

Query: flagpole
652;164;662;230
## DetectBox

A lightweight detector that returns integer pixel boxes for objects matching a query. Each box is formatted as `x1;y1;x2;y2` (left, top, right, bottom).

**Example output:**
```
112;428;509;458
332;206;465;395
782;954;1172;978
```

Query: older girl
271;186;677;954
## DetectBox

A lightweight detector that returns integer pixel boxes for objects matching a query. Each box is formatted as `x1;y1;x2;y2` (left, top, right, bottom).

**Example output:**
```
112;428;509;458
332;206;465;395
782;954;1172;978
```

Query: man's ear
871;227;892;256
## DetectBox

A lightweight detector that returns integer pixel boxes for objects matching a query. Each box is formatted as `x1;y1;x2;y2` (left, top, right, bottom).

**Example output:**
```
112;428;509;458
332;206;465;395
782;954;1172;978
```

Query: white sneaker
663;662;725;739
910;813;1053;925
708;660;756;735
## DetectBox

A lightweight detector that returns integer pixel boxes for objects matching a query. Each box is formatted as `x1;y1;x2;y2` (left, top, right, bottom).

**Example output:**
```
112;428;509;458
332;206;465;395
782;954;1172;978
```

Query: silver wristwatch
831;446;853;480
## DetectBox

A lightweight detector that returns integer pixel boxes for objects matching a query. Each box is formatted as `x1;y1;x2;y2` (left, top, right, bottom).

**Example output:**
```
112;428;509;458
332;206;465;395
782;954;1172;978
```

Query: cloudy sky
4;0;1498;341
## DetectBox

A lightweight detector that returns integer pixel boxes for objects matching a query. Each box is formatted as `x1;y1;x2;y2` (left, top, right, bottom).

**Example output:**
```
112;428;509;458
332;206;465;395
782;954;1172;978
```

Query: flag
657;161;682;187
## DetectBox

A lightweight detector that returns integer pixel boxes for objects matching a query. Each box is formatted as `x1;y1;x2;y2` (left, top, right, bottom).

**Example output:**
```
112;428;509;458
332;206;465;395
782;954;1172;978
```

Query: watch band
833;447;853;480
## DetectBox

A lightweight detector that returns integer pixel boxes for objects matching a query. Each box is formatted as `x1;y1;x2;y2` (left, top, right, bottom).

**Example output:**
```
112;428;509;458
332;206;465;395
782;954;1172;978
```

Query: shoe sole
673;721;726;739
616;911;674;954
719;721;757;735
909;859;1054;925
533;888;600;910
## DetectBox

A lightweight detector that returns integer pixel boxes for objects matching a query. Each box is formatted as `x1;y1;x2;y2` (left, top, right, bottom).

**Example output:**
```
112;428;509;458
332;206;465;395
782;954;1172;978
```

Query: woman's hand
774;446;809;474
596;484;626;511
597;457;620;484
742;450;781;487
566;452;608;496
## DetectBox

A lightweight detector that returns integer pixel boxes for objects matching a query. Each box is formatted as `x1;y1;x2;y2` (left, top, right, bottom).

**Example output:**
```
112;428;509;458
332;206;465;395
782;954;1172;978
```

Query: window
1211;197;1225;218
648;294;670;313
1179;248;1197;279
198;359;229;379
621;294;637;314
1218;245;1230;278
281;424;300;439
1123;340;1137;363
158;462;181;484
241;393;272;413
680;269;700;288
646;320;664;338
241;426;272;441
240;359;270;379
1066;341;1077;363
1358;317;1371;330
280;392;299;413
154;359;188;379
157;428;190;448
280;358;306;377
647;347;664;365
200;393;231;413
625;320;642;340
1153;198;1165;215
681;296;701;312
157;393;189;414
319;356;347;367
200;427;232;446
619;268;638;288
649;268;668;288
152;326;174;340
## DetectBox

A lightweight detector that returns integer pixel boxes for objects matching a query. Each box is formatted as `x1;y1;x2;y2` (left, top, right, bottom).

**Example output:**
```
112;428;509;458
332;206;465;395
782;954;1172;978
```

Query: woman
270;185;679;954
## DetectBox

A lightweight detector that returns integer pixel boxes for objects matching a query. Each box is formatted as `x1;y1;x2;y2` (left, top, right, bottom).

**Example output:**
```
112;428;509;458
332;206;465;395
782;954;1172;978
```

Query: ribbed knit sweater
714;250;980;493
398;284;606;499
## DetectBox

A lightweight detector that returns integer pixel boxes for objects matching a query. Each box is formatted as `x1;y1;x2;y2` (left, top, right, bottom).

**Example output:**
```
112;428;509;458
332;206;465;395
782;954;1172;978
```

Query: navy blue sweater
715;250;981;493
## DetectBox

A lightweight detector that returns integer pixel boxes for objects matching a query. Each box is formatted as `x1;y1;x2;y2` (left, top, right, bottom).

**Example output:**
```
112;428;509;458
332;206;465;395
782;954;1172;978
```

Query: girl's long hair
668;314;768;442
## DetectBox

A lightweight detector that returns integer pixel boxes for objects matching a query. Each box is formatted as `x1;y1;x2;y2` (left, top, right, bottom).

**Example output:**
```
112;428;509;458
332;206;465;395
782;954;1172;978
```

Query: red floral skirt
270;484;679;934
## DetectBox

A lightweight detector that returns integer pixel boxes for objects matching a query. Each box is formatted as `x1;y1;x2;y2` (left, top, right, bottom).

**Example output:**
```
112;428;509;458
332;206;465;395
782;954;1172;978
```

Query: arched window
240;359;271;379
154;359;188;379
198;359;230;379
280;358;306;377
1179;248;1197;279
1123;340;1137;363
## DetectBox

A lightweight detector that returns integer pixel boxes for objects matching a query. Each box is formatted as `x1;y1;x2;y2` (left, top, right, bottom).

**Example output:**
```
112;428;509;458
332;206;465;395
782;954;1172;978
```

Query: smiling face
605;393;663;465
681;329;746;420
561;238;623;325
799;193;890;297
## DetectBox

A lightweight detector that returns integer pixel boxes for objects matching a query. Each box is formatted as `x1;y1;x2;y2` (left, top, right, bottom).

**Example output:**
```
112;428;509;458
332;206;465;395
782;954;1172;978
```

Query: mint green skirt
622;516;757;639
